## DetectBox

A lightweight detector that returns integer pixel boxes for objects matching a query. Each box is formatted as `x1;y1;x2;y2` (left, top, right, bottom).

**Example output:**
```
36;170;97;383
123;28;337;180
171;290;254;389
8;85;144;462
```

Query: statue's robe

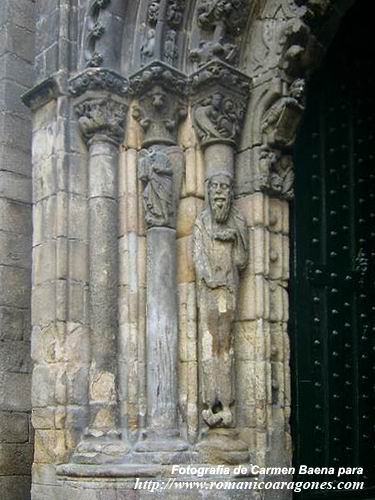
193;206;248;423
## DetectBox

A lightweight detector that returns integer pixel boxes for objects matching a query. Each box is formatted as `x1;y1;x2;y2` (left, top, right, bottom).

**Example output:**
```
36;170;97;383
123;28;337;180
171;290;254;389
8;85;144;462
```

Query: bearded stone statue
193;173;248;429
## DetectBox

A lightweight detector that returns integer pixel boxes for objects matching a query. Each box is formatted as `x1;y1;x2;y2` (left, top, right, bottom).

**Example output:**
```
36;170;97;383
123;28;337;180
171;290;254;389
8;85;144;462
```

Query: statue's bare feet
202;408;222;427
202;406;233;427
220;406;233;427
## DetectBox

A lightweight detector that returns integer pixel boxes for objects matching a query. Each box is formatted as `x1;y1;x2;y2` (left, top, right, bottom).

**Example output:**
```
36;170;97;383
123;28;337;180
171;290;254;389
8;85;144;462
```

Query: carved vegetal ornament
84;0;111;67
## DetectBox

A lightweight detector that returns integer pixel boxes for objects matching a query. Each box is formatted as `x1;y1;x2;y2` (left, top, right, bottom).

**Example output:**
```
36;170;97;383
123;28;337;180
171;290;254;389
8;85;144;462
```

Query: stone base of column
134;428;188;451
72;431;131;465
56;463;262;500
196;429;250;465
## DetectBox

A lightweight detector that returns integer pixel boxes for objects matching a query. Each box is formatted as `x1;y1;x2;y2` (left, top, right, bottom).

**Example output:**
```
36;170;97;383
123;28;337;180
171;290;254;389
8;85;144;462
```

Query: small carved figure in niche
270;154;294;199
190;39;238;66
139;148;174;228
193;173;248;428
164;30;177;66
141;29;156;63
148;0;160;25
197;0;246;35
167;0;184;27
194;93;242;144
262;78;306;149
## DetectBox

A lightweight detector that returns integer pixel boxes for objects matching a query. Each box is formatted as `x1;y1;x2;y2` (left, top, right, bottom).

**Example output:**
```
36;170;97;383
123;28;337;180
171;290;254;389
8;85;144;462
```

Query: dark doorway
291;0;375;497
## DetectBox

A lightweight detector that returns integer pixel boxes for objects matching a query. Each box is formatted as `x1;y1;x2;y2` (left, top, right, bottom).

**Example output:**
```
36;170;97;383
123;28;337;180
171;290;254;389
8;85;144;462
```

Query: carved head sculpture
289;78;305;102
208;173;233;223
211;92;223;110
148;1;160;24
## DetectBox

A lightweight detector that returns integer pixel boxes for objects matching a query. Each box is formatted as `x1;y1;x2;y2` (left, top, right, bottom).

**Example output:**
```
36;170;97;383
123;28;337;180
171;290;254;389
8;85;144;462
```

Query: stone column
190;61;252;464
68;69;130;464
129;62;189;457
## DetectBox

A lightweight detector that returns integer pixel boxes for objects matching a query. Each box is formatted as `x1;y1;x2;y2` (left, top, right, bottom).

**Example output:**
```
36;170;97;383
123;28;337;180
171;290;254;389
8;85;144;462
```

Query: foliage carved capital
129;61;188;146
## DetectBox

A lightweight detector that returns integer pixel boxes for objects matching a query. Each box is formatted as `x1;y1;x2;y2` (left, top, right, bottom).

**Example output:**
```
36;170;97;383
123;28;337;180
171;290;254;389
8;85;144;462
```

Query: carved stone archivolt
190;0;249;67
141;0;186;66
83;0;111;68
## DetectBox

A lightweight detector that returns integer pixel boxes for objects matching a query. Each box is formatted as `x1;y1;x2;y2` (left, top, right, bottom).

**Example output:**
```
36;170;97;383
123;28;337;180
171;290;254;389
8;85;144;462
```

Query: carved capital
129;61;188;147
69;68;129;98
190;61;250;148
74;95;128;146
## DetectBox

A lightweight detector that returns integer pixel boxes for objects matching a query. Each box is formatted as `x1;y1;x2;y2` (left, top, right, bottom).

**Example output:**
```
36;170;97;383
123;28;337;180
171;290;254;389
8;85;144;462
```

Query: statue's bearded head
208;173;233;223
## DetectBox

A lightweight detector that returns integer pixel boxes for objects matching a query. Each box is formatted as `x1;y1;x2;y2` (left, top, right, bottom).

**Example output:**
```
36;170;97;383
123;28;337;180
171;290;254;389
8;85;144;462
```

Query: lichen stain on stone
92;407;116;434
90;371;116;402
207;308;233;357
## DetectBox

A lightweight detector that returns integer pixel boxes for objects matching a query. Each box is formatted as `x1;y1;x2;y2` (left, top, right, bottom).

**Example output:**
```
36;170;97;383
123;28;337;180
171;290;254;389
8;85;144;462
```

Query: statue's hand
215;228;237;241
204;278;225;289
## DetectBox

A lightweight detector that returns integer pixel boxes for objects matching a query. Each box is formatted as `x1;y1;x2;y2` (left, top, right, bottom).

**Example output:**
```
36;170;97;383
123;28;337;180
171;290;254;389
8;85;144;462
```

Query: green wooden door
291;1;375;497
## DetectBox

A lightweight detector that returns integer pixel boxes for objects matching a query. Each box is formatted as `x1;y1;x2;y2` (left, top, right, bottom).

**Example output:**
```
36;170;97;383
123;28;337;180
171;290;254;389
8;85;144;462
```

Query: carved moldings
193;173;248;429
190;61;250;148
75;97;128;146
139;147;175;228
130;62;188;146
69;68;129;98
190;0;249;67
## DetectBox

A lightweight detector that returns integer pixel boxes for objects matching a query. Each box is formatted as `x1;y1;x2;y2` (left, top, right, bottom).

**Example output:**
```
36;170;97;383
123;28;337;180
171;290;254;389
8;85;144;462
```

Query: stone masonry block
34;429;67;464
0;198;31;235
234;321;256;362
32;364;57;408
178;283;198;363
0;411;29;443
0;372;31;411
0;231;31;268
176;197;204;239
0;305;30;341
176;235;195;284
0;443;33;475
0;143;32;177
0;265;31;308
0;475;31;500
0;340;31;373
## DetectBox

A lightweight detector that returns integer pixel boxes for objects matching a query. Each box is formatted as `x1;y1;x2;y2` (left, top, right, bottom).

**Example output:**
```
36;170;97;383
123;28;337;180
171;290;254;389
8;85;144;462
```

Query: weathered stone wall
0;0;35;498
